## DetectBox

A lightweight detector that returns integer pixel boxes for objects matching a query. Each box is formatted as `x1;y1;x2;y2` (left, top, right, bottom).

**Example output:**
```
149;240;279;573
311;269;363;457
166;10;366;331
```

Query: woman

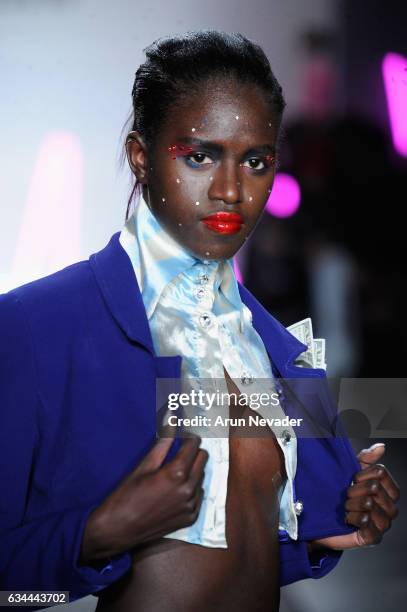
0;31;399;612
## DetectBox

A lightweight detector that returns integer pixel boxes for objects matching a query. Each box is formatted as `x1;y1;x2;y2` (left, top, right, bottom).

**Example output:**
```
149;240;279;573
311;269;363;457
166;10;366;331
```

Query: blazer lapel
89;231;155;354
237;282;308;377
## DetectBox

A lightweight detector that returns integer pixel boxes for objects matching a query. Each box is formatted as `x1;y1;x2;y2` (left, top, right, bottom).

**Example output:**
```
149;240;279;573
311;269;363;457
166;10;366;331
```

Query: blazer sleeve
0;292;131;605
277;365;360;586
280;539;343;586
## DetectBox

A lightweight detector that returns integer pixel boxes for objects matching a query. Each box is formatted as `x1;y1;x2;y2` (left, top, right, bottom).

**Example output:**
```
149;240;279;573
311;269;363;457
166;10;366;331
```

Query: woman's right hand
79;435;208;564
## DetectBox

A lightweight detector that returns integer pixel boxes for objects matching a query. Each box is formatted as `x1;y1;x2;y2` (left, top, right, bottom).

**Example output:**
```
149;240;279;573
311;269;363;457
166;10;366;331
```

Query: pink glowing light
382;52;407;157
11;131;83;286
265;173;301;218
233;257;243;284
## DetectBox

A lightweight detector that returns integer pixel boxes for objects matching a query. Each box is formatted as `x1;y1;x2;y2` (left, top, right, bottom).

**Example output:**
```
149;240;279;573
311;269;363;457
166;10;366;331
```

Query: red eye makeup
168;143;194;160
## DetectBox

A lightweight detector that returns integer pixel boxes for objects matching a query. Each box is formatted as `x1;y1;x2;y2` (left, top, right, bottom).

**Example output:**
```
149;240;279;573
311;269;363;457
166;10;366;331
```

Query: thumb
136;405;179;474
312;531;361;551
136;435;175;474
357;442;385;470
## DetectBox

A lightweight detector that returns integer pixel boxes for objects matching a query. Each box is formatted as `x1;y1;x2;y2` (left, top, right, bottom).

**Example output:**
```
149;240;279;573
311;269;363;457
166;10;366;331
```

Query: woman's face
127;77;280;261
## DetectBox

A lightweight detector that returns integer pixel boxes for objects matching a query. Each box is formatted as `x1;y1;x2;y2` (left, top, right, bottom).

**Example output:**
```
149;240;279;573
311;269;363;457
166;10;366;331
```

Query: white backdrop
0;0;336;292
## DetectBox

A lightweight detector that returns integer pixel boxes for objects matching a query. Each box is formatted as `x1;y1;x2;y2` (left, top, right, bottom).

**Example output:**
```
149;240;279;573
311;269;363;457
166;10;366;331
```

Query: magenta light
233;257;243;284
382;52;407;157
265;173;301;218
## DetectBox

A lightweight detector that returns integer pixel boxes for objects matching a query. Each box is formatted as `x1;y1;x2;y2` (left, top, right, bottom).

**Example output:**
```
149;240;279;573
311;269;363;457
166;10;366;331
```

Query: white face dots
195;201;200;206
162;197;166;203
176;178;181;183
248;196;253;202
235;115;239;120
191;127;196;132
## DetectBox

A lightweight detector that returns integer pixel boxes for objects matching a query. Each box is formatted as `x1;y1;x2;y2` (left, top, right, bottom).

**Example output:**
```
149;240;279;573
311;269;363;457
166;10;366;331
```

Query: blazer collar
89;232;307;374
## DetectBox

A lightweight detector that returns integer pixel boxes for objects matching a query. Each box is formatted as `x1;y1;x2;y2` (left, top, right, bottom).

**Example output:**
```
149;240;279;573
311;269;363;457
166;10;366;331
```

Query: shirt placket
193;263;230;546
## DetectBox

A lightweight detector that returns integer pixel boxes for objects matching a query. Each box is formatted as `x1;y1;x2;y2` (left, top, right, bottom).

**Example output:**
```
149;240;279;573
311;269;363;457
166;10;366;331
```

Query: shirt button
275;385;285;401
294;500;304;516
194;287;206;300
282;430;292;444
199;313;213;329
198;273;209;284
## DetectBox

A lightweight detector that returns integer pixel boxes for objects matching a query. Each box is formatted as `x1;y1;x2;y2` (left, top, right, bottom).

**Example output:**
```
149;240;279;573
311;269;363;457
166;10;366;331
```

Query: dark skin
126;76;278;262
95;370;285;612
313;444;400;551
80;77;400;610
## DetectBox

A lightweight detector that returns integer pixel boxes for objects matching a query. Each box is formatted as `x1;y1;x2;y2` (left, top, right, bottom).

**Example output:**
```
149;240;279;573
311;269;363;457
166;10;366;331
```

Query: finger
186;487;205;523
357;516;383;546
353;464;400;503
312;532;360;551
188;448;209;488
189;486;205;514
370;498;393;533
166;435;202;481
374;464;401;503
345;510;371;528
347;478;382;498
372;475;400;519
347;478;399;522
357;443;385;469
346;500;391;534
157;406;179;439
136;436;175;473
176;485;205;525
353;464;383;483
345;495;375;512
194;486;205;513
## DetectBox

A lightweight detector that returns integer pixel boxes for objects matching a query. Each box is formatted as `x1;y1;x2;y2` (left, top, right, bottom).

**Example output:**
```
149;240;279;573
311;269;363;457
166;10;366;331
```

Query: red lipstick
201;212;243;234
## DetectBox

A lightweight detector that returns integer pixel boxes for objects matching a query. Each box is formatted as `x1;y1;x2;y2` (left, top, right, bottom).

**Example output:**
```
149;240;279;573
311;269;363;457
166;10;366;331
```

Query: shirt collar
120;192;246;330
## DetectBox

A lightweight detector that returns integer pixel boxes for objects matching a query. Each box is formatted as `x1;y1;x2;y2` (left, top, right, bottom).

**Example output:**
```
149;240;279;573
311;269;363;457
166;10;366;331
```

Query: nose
207;160;242;205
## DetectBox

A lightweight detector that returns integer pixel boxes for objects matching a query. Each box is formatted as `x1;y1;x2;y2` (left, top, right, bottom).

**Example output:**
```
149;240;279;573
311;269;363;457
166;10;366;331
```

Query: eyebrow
176;136;276;156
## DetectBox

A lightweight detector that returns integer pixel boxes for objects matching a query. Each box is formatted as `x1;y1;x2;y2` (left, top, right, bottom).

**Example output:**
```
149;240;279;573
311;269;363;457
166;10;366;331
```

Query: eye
242;158;266;171
185;152;213;168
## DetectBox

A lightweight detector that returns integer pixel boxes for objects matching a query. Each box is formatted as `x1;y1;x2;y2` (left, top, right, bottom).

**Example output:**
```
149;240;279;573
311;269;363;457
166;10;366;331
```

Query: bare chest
95;368;285;612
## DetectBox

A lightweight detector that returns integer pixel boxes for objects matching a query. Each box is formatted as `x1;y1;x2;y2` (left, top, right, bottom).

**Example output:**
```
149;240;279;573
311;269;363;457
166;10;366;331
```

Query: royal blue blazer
0;231;361;606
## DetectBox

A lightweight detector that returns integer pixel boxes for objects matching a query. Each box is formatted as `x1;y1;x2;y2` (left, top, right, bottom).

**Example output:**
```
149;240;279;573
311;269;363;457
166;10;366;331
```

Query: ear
125;131;149;183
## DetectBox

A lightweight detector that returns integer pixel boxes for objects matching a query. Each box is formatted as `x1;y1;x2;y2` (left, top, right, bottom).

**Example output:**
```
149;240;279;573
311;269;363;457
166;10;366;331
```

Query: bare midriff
95;367;286;612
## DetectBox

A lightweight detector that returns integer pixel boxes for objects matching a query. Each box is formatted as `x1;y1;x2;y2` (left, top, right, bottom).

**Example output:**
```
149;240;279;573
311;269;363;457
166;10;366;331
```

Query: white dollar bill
313;338;327;370
287;317;315;368
287;318;327;370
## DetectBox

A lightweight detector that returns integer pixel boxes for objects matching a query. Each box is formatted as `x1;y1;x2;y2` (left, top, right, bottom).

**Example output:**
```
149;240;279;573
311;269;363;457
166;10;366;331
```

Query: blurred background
1;0;406;610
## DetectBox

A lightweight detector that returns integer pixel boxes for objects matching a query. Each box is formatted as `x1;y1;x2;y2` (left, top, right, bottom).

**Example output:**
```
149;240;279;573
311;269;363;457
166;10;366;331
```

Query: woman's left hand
309;443;400;551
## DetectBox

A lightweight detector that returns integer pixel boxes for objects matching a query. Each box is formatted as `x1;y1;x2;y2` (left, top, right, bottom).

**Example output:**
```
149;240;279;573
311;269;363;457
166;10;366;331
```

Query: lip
201;211;244;235
202;211;243;223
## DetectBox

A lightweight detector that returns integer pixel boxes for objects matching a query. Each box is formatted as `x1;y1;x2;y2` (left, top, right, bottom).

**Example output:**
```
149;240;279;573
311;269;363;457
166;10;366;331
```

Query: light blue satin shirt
119;192;299;545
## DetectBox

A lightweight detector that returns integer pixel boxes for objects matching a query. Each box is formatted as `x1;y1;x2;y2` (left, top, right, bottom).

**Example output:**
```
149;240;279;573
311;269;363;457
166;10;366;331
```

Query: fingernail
360;443;385;453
